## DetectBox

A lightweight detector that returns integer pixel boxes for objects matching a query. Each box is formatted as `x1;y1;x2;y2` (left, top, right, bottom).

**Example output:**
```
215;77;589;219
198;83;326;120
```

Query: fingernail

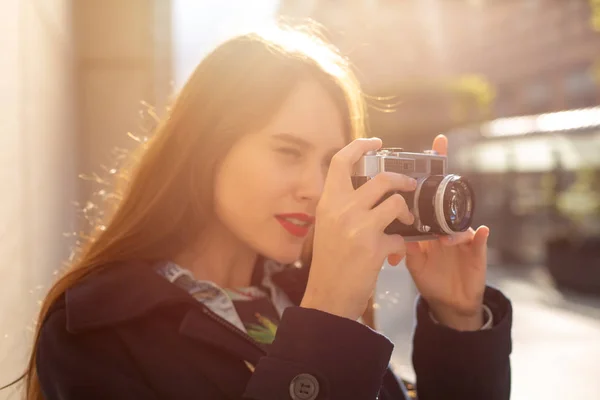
410;178;418;188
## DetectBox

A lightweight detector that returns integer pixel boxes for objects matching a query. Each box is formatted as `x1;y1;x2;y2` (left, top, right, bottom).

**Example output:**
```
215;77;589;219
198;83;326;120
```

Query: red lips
275;213;315;238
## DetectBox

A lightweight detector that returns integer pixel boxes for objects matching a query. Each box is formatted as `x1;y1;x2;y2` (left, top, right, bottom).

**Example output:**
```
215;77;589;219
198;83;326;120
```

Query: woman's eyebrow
271;133;342;155
271;132;313;147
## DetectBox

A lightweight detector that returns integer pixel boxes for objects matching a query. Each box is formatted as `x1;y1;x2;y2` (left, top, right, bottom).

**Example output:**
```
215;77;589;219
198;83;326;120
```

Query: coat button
289;373;319;400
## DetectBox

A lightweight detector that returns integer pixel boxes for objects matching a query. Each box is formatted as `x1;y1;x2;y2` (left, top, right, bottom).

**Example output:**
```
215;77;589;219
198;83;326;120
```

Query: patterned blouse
156;259;296;345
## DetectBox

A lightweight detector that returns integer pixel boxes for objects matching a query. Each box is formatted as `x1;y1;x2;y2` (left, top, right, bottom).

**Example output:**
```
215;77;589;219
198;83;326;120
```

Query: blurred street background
2;0;600;399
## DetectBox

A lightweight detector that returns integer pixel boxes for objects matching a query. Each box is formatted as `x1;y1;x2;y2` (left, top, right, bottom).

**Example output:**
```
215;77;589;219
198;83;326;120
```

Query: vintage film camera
352;148;475;241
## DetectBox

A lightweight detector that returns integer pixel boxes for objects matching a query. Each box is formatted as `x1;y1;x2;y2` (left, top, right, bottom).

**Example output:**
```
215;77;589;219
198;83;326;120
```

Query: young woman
25;24;512;400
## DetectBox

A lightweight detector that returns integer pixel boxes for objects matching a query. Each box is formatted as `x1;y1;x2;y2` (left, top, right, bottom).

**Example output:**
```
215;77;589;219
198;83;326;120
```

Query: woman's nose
296;166;326;202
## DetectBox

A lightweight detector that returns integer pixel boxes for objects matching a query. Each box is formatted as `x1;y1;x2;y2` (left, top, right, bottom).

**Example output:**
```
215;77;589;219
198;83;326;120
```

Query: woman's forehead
260;80;348;148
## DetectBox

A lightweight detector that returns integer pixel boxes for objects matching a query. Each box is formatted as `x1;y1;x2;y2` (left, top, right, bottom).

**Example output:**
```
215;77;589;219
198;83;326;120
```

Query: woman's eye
276;147;302;159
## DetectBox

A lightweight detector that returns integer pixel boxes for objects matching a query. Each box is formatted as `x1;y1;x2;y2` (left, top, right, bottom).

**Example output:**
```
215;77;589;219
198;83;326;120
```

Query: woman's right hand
300;137;417;321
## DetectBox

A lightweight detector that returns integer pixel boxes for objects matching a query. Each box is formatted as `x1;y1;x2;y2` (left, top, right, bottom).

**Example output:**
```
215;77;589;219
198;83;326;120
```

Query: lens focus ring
434;175;474;234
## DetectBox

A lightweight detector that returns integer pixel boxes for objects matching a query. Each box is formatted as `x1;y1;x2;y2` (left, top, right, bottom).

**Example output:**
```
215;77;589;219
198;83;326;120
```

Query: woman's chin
264;247;303;265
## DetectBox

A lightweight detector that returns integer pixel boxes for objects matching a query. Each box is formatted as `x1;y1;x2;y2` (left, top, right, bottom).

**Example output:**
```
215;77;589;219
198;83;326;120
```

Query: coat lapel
178;307;266;400
178;307;266;364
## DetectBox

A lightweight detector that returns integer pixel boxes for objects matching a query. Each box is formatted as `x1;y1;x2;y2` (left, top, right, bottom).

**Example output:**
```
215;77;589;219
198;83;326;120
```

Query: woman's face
213;79;347;264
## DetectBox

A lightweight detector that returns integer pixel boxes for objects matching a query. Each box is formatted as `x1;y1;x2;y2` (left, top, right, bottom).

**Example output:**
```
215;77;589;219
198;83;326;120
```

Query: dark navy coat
36;261;512;399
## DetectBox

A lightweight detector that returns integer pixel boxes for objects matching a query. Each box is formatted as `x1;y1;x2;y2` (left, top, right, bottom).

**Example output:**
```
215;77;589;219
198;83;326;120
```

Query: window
564;67;599;108
494;86;519;118
524;80;552;114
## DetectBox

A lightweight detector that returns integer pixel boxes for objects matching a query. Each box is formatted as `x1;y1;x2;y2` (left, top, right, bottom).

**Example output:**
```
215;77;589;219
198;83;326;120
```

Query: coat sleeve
36;309;161;400
412;286;513;400
243;306;395;400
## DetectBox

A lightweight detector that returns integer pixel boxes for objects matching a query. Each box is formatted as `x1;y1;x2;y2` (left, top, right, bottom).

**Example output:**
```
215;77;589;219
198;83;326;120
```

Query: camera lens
441;177;474;233
414;174;474;235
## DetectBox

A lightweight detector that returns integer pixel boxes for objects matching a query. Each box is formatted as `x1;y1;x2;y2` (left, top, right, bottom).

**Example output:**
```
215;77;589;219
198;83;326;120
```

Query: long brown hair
23;22;368;399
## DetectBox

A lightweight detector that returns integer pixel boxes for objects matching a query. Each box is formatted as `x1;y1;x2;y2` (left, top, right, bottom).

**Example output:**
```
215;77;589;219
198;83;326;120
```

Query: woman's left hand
387;134;490;331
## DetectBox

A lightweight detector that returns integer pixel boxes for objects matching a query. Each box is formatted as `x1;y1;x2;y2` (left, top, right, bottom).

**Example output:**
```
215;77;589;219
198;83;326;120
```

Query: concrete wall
73;0;171;180
0;0;77;398
0;1;172;397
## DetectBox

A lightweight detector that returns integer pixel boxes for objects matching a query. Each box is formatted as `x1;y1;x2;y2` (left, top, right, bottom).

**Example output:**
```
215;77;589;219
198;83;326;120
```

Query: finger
387;253;404;266
432;134;448;156
438;227;475;247
471;225;490;259
405;241;424;257
355;172;417;208
405;241;427;273
371;193;414;229
300;227;315;266
327;137;382;190
380;234;406;262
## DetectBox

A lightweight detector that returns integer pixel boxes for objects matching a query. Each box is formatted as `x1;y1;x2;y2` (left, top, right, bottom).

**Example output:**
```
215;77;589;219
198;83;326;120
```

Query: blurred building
440;0;600;266
440;0;600;117
279;0;479;149
279;0;600;147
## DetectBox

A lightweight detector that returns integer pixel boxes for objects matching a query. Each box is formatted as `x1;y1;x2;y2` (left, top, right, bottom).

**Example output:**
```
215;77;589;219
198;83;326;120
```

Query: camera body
352;148;475;242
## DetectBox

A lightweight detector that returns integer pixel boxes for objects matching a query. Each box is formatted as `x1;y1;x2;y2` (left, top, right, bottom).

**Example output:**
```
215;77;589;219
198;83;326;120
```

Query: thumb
471;226;490;260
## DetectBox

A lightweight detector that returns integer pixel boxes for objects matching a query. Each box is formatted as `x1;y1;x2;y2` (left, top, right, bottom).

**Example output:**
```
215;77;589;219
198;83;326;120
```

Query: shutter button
289;373;319;400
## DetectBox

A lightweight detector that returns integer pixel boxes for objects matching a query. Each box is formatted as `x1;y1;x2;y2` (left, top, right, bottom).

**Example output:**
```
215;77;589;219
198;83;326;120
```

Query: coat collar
64;259;310;334
64;261;193;333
